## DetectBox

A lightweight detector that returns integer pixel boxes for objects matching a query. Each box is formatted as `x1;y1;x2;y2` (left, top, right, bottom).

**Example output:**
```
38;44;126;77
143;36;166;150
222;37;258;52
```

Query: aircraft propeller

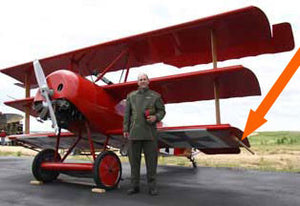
33;60;59;135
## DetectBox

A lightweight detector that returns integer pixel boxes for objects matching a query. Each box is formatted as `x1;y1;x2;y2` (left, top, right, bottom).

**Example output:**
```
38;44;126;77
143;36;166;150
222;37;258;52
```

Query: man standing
123;73;165;196
0;130;6;146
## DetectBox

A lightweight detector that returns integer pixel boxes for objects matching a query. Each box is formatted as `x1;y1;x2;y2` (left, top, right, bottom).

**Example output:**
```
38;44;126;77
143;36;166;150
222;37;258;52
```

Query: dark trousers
128;139;158;189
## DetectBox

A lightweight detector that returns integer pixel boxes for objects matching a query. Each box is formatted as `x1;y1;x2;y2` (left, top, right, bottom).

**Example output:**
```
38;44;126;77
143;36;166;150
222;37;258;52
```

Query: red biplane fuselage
39;70;123;133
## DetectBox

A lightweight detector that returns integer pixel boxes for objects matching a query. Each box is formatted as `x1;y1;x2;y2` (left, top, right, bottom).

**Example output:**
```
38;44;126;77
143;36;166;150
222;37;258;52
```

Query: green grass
0;151;22;157
249;131;300;146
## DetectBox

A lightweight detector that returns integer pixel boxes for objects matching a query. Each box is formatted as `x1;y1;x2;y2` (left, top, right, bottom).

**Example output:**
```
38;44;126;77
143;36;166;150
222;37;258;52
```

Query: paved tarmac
0;156;299;206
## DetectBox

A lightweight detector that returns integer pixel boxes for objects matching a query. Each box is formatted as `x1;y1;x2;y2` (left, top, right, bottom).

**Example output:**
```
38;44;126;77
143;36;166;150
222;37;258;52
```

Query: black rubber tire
32;149;61;183
93;151;122;190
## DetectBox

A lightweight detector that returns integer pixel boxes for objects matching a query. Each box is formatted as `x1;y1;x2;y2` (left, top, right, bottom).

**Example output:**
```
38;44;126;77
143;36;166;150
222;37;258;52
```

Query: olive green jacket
123;88;166;140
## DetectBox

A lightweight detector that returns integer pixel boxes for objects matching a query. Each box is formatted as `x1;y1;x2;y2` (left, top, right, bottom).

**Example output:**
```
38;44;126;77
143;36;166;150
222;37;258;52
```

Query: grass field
1;131;299;172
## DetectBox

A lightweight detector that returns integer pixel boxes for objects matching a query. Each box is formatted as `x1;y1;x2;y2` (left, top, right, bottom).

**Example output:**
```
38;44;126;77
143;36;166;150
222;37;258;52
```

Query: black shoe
148;188;158;196
127;187;140;195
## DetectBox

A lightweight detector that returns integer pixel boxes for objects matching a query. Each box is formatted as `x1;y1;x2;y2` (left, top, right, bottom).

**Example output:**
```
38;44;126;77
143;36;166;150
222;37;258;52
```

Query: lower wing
157;124;249;154
109;124;251;155
10;124;250;155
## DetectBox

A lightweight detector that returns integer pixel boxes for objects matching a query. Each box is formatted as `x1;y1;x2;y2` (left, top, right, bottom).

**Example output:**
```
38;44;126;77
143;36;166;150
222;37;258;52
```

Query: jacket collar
138;87;149;94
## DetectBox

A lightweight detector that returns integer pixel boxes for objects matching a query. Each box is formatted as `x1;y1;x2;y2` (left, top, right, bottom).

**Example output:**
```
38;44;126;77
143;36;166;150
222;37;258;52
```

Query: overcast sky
0;0;299;132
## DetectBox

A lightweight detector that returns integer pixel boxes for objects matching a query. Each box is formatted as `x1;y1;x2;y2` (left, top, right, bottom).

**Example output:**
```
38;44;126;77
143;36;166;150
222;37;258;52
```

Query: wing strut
24;73;31;134
124;65;130;82
85;122;96;161
119;51;130;83
124;52;132;82
211;29;221;124
95;49;128;82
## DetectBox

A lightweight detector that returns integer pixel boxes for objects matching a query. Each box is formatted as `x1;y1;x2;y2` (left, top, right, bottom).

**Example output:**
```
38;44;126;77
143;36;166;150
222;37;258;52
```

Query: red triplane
1;6;294;190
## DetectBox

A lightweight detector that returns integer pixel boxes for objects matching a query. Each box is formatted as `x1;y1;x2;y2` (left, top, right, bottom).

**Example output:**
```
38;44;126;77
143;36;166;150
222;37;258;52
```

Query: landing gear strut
31;122;122;191
188;155;197;168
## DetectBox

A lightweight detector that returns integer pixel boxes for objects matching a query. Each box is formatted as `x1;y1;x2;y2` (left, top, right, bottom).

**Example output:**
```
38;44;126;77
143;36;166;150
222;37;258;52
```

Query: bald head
137;73;149;80
137;73;150;89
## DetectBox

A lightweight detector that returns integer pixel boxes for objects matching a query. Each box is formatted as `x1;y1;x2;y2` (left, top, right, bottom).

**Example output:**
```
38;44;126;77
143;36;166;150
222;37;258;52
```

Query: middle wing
103;65;260;103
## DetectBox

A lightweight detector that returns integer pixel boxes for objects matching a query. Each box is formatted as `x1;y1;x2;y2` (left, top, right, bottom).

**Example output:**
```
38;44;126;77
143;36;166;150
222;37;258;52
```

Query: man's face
138;74;149;89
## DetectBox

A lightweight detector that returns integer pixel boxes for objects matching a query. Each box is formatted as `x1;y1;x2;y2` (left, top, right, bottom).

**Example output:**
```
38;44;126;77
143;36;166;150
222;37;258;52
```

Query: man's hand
147;115;157;123
123;132;129;139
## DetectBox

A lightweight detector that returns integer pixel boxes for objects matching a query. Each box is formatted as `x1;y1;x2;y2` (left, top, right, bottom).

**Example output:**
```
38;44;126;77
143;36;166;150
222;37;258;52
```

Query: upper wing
104;65;260;103
0;6;294;86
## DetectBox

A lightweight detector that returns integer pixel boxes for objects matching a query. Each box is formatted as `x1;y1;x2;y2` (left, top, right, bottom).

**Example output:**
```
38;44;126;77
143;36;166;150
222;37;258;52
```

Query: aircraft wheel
93;151;122;190
32;149;61;183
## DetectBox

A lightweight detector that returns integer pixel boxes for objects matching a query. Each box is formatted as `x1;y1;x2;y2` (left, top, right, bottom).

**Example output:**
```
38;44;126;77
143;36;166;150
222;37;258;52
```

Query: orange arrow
242;48;300;140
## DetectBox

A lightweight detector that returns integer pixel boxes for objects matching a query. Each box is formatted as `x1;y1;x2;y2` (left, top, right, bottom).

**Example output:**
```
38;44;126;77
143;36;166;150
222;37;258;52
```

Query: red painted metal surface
55;129;61;161
158;124;232;132
31;70;123;133
61;134;82;162
41;162;93;171
0;6;294;86
86;122;96;160
98;154;121;187
8;131;75;139
104;65;260;103
4;97;37;117
103;136;110;151
95;49;128;82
